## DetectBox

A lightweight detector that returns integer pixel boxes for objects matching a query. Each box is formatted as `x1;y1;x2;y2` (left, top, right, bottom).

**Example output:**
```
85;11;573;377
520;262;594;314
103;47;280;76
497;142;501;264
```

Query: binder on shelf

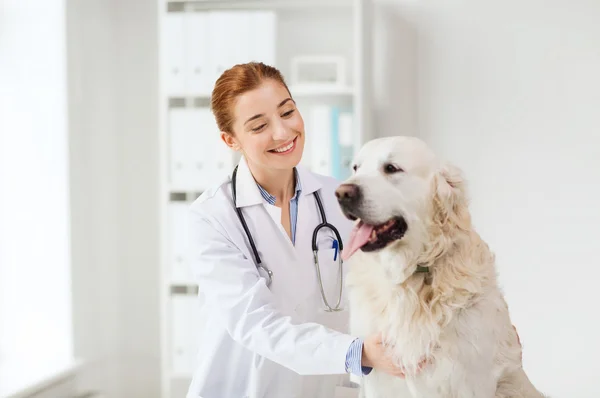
330;107;341;179
169;107;229;191
186;12;211;96
308;105;355;180
309;105;333;176
162;13;186;96
168;108;196;189
193;106;235;188
249;11;277;67
338;111;354;181
168;202;193;284
207;11;253;88
171;294;204;376
162;10;278;98
189;107;217;189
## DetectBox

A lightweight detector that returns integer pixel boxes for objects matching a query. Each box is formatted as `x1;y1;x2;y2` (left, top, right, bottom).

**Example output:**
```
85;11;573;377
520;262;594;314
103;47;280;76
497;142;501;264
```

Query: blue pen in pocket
332;239;339;261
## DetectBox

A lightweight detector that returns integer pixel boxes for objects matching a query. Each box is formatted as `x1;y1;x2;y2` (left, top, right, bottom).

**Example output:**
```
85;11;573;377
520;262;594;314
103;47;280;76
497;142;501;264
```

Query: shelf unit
157;0;373;396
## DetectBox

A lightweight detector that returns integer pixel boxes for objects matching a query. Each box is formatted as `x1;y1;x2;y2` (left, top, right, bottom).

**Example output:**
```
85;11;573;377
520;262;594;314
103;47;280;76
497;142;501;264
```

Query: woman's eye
251;124;266;132
281;109;295;117
384;163;404;174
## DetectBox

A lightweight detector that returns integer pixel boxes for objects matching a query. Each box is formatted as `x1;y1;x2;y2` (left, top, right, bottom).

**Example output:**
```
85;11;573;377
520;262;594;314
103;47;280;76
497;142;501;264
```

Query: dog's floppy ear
432;162;470;232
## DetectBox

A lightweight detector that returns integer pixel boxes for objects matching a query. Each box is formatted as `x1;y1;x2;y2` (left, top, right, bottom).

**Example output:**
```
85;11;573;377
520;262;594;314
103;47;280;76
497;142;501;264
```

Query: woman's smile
268;136;298;155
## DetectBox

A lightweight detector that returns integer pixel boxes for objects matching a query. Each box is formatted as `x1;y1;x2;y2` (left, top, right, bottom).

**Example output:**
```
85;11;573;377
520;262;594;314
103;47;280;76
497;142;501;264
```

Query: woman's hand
362;333;428;378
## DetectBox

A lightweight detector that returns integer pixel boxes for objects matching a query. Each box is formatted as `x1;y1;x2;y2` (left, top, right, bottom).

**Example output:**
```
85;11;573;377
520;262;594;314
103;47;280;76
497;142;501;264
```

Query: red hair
210;62;291;134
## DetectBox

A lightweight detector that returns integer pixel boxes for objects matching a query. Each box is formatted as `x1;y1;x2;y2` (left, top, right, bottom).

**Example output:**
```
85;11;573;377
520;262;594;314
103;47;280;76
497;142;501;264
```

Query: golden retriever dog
335;136;546;398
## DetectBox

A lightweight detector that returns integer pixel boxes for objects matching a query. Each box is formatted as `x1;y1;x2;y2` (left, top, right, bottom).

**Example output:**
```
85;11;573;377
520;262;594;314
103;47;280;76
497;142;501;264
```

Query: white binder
186;12;212;97
162;13;186;96
338;111;354;180
169;108;196;189
250;11;277;66
209;138;235;188
168;202;192;283
309;105;334;176
187;108;211;189
171;293;207;376
188;107;226;189
207;11;253;83
169;107;232;190
171;295;196;375
163;11;278;96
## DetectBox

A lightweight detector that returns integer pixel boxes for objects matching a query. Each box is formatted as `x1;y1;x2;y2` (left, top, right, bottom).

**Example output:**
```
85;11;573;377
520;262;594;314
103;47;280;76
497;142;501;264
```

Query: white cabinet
163;9;278;190
158;2;373;397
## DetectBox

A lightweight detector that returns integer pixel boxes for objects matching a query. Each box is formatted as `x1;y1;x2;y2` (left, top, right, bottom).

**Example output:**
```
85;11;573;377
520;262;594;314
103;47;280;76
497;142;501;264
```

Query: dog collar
415;265;430;273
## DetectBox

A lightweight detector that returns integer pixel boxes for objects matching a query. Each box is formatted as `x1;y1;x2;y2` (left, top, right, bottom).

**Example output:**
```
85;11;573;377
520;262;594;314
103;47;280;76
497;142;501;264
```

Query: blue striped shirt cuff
345;338;372;376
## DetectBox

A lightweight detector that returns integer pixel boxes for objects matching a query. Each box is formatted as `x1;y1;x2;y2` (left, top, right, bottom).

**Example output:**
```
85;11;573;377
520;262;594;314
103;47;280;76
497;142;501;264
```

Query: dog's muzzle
335;183;362;220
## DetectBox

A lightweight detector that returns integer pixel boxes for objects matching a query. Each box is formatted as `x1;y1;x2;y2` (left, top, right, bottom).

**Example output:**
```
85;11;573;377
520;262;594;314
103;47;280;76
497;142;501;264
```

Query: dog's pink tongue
342;222;374;261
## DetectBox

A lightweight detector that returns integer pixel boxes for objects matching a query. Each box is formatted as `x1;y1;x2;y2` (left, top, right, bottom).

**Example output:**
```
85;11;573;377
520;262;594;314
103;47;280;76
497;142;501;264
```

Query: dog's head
336;136;470;278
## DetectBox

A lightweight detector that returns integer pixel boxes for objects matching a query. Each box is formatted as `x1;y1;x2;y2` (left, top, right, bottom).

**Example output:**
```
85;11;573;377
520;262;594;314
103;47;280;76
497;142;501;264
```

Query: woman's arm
188;208;356;376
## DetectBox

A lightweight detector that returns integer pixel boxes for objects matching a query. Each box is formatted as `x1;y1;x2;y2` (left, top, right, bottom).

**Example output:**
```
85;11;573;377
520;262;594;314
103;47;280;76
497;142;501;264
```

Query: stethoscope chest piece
258;265;273;287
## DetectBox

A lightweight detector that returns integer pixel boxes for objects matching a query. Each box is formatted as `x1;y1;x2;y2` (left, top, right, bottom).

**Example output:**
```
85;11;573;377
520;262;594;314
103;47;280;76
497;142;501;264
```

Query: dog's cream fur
341;136;546;398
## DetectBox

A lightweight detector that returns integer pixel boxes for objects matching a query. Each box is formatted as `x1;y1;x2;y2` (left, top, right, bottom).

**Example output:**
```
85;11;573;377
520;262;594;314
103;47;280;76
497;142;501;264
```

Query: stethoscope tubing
230;165;344;311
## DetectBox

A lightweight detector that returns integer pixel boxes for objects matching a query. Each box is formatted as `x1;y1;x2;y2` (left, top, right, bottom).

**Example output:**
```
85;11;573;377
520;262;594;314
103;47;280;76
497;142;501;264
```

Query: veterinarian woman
185;62;408;398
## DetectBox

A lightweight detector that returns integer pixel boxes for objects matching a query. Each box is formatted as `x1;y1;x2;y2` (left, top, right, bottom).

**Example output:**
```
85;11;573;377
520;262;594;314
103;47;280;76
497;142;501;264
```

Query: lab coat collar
233;157;322;208
233;157;263;208
295;164;321;196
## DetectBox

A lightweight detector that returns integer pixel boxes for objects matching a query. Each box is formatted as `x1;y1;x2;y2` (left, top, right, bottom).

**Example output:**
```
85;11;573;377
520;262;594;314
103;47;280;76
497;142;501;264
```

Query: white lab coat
185;158;359;398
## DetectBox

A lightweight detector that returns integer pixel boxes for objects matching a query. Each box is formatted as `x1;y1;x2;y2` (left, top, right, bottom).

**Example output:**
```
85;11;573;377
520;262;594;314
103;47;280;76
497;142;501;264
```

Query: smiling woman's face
222;79;305;173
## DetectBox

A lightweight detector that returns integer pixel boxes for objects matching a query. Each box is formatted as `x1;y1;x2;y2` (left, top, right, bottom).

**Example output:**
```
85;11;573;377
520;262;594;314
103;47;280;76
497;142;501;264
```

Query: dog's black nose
335;184;361;205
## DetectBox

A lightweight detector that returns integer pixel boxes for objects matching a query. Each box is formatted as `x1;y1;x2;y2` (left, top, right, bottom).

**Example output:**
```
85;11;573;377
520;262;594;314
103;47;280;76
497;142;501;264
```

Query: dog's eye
384;163;404;174
352;164;358;172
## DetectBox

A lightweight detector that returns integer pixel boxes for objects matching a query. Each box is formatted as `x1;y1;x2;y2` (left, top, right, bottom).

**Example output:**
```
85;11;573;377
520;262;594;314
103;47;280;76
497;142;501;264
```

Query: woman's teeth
272;140;294;153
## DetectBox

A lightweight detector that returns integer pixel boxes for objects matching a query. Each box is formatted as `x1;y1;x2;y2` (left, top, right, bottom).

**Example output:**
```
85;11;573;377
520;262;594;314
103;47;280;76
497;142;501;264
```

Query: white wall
113;0;162;393
373;1;600;396
66;0;160;396
0;0;72;364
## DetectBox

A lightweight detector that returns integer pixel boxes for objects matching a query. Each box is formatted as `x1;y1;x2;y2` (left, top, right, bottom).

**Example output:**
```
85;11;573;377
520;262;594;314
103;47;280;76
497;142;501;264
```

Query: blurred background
1;0;599;397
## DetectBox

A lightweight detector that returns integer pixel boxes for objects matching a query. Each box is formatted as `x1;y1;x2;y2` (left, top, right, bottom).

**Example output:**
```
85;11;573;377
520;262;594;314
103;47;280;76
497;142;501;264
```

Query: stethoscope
231;165;345;312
